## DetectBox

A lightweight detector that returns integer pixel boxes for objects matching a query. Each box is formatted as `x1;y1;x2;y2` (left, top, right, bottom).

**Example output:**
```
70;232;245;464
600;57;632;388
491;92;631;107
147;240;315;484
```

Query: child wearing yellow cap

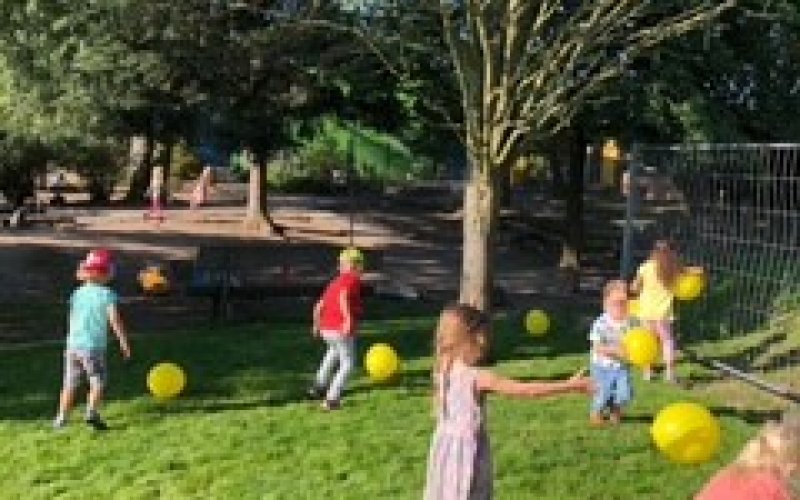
308;248;364;410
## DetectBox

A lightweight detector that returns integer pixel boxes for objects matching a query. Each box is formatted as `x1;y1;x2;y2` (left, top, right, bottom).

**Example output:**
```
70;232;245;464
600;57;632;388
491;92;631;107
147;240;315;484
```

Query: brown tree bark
160;139;174;200
126;133;155;202
459;161;497;313
244;151;267;229
558;129;587;293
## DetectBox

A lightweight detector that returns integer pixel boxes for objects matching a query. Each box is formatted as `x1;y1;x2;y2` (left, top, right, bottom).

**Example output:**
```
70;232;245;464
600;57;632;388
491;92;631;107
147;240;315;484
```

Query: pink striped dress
425;362;492;500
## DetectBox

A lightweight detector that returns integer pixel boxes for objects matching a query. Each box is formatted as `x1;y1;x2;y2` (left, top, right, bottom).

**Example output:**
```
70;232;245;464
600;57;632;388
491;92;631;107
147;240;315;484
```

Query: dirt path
0;191;602;343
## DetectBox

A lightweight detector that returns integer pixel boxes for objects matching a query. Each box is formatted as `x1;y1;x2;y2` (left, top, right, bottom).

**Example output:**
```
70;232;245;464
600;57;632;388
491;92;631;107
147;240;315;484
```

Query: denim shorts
63;349;107;389
590;363;632;413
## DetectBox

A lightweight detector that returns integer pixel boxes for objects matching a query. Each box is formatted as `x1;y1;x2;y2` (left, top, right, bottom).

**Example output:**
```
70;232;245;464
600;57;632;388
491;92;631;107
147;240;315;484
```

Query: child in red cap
54;249;131;431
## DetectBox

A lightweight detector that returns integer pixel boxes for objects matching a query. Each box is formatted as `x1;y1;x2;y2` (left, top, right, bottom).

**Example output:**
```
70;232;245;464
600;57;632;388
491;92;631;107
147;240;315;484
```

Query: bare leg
56;387;76;421
655;321;676;382
642;320;658;381
610;407;623;424
87;383;104;417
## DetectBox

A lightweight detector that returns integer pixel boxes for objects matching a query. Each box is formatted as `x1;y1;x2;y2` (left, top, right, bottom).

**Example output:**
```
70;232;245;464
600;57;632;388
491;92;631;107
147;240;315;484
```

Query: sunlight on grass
0;306;766;499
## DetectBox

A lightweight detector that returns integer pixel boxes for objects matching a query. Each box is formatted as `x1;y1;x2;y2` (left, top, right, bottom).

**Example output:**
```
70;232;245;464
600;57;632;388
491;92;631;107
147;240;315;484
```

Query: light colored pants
315;333;356;401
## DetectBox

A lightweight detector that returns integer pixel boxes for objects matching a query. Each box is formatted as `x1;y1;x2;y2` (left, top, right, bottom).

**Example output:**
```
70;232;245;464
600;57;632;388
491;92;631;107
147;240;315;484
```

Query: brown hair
651;240;681;289
432;303;490;411
433;303;489;376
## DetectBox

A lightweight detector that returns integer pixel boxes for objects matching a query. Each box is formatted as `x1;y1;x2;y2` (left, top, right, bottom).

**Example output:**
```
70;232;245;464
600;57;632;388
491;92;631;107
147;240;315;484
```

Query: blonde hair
604;279;628;300
736;414;800;478
651;240;681;289
339;247;364;271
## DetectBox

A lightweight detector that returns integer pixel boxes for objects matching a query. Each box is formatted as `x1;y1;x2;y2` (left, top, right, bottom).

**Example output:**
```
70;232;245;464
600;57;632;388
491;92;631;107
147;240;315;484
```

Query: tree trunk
459;161;496;313
244;151;267;229
126;133;155;202
498;165;512;209
160;139;174;200
548;151;566;198
558;129;587;293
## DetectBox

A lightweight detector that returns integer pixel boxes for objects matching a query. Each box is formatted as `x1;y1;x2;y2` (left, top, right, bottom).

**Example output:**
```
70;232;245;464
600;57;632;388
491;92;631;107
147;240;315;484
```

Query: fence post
620;144;640;279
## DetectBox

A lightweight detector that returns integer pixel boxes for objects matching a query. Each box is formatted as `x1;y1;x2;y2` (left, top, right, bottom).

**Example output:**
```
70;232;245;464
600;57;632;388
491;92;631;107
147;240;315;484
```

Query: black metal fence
621;144;800;381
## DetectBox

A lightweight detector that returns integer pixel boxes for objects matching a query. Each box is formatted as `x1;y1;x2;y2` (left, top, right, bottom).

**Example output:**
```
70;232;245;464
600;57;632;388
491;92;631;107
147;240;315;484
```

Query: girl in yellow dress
630;240;681;382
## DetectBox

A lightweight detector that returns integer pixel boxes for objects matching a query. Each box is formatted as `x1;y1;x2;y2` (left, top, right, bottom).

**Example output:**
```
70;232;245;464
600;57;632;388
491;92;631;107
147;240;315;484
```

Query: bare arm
339;290;352;335
593;341;624;359
629;276;642;295
475;370;592;399
311;300;322;336
107;304;130;359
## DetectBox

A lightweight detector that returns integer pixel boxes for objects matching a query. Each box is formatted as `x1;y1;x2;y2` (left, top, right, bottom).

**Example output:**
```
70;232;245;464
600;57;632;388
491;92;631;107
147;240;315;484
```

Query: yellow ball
147;362;186;400
525;309;550;336
674;270;705;301
628;299;641;318
623;327;660;369
364;343;400;383
651;402;721;464
138;267;169;294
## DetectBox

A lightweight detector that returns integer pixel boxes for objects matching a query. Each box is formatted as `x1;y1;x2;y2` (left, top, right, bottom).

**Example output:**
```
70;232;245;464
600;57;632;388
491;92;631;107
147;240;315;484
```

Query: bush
0;136;48;206
171;141;204;181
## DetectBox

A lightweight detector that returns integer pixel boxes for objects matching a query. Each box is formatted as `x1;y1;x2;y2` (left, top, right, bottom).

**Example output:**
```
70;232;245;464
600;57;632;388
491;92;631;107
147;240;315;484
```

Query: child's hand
569;376;595;395
570;367;588;380
120;342;131;360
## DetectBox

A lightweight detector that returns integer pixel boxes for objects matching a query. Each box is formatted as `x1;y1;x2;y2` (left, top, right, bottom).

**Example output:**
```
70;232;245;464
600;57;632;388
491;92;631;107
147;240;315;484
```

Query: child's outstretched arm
475;370;593;399
107;304;131;359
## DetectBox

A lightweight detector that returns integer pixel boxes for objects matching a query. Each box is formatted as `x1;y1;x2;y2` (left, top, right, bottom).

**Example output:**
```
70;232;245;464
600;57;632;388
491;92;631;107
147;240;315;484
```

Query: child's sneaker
85;413;109;431
321;399;341;411
52;417;67;430
610;409;623;425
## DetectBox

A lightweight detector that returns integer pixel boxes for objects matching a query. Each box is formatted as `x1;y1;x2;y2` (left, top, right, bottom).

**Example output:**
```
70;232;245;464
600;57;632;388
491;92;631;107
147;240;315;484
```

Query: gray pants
315;334;356;401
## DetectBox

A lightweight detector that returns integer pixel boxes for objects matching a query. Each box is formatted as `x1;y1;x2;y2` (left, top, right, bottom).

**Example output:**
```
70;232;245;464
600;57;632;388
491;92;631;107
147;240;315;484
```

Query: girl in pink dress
424;303;593;500
696;415;799;500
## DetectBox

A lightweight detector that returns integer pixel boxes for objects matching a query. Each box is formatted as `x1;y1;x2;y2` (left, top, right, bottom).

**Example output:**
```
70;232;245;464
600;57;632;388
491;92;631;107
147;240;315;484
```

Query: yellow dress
636;260;674;321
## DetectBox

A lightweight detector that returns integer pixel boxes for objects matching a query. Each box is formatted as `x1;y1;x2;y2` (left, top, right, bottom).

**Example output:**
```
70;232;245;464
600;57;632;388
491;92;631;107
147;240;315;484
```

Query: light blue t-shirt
67;283;118;351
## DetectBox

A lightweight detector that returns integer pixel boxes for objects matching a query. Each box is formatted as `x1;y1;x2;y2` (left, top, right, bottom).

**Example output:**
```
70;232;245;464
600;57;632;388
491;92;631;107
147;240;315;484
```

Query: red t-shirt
318;271;363;334
695;468;793;500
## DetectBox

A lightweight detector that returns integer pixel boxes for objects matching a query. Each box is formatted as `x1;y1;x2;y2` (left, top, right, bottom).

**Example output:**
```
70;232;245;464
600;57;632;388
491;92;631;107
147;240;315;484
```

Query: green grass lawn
0;302;766;499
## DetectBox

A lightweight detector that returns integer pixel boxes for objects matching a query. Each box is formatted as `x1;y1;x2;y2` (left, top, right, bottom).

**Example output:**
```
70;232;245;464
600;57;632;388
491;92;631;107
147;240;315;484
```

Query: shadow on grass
709;406;786;424
0;297;601;422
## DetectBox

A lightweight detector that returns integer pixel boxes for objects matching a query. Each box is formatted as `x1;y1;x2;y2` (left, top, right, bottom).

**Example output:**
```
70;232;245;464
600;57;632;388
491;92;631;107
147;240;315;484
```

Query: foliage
583;0;800;143
171;141;204;181
266;117;434;193
0;134;48;206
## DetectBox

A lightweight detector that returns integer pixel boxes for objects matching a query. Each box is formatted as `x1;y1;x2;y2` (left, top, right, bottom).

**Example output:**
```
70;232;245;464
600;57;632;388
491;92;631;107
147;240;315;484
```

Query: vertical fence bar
621;144;640;279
